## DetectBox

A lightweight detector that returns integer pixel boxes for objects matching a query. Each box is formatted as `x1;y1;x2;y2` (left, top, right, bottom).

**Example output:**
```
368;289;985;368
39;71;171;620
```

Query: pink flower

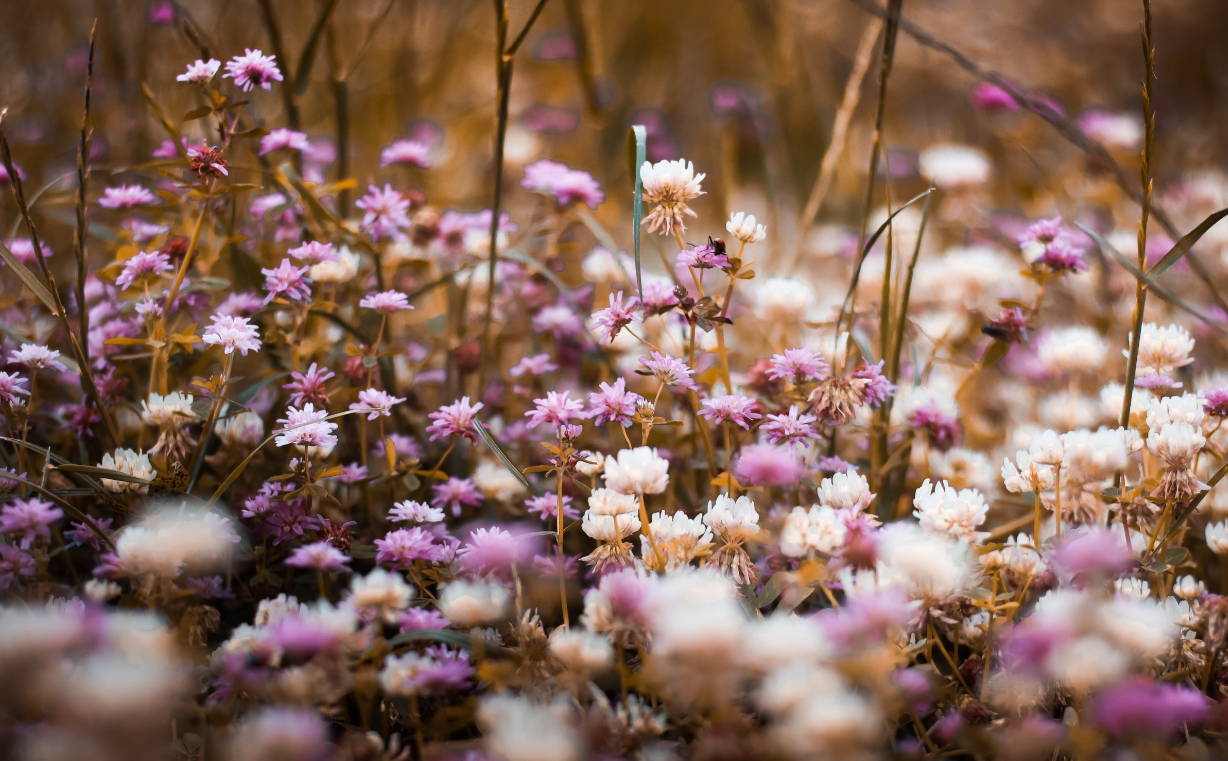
202;314;262;355
215;291;265;317
641;279;680;312
0;545;35;591
288;241;338;265
0;372;35;404
427;396;484;442
732;443;804;487
286;541;352;572
176;58;221;84
359;290;413;314
531;304;584;337
379;139;432;168
262;258;312;303
6;238;46;265
1202;385;1228;417
525;494;579;521
1089;679;1209;738
1050;527;1134;586
99;184;159;209
456;527;535;577
151;136;188;159
274;403;338;449
520;159;604;208
223;48;283;92
969;82;1020;111
336;462;369;484
67;517;114;550
187;144;230;178
909;402;961;452
590;290;640;344
698;393;761;429
116;250;173;290
376;527;442;569
525;390;585;429
761;405;818;446
854;360;896;408
400;608;450;631
122;218;171;243
283;362;334;407
639;351;697;391
9;344;66;372
586;378;641;427
767;347;828;384
676;242;728;269
351;388;406;420
390;500;444;524
509;353;558;377
356;183;411;241
258;128;311;156
432;478;482;516
0;497;63;548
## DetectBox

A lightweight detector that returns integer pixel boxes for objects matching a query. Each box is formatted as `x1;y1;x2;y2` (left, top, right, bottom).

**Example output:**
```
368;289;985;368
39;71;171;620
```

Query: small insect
149;461;190;496
708;236;726;256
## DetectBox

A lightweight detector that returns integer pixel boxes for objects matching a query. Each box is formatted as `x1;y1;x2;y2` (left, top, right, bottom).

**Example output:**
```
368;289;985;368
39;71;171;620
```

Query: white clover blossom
912;478;989;543
602;446;669;495
639;159;705;236
726;211;766;244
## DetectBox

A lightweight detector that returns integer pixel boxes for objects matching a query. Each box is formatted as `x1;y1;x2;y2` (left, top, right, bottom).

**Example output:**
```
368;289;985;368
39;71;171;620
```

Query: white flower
9;343;66;371
754;276;815;324
309;246;359;283
1173;574;1205;601
99;448;156;494
702;494;761;542
349;568;411;618
603;446;669;495
1002;533;1046;578
639;159;705;236
176;58;221;84
574;450;605;477
741;615;833;673
1046;635;1130;693
114;507;238;577
473;460;527;503
1129;322;1195;376
1100;381;1152;424
215;411;264;449
437;579;510;627
477;695;579;761
1147;422;1205;469
1146;393;1204;429
1060;427;1137;482
930;447;997;494
581;511;640;543
548;627;613;673
1164;597;1198;630
580;247;632;284
875;521;980;602
1113;577;1151;601
1206;521;1228;555
1036;326;1108;375
779;505;846;557
140;391;197;428
918;144;990;188
641;511;713;571
817;471;873;512
726;211;766;244
912;478;989;543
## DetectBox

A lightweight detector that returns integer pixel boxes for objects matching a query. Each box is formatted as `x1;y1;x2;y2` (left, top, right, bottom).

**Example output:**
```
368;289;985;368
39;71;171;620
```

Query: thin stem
556;467;569;628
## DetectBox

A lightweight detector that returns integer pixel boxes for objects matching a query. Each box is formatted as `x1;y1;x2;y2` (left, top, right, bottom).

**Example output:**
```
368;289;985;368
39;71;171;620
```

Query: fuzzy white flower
574;449;605;477
726;211;766;243
1100;381;1151;424
548;627;613;673
603;446;669;495
437;579;510;628
581;509;641;543
473;460;528;503
818;471;874;512
1003;533;1046;578
1206;521;1228;555
99;448;156;494
309;246;360;283
1128;322;1195;376
349;568;411;618
930;447;996;493
641;511;713;571
477;695;579;761
1147;422;1204;470
639;159;705;236
754;276;815;324
702;494;761;542
1146;393;1204;430
1114;577;1151;601
912;478;989;543
580;247;632;284
215;411;264;449
918;144;990;188
1036;326;1108;375
779;505;846;557
114;508;238;577
875;521;980;602
1164;597;1197;630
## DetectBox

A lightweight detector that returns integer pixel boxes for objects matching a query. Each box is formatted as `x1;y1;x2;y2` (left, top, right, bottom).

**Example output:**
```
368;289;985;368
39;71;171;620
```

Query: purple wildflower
359;290;413;313
676;242;728;269
186;575;236;599
215;291;265;317
520;159;604;208
767;347;829;384
854;361;896;408
1049;527;1134;586
202;314;262;355
910;402;962;452
531;304;584;337
223;49;284;92
9;344;66;372
525;390;585;429
1202;385;1228;418
284;362;335;407
1089;679;1209;737
258;128;311;156
378;139;432;168
431;478;483;517
586;378;641;427
509;353;558;377
116;250;173;290
177;58;221;84
525;494;580;521
400;608;451;631
67;517;114;551
288;241;338;265
351;388;406;420
969;82;1020;111
0;544;35;591
375;527;441;569
267;499;324;545
761;405;819;446
732;444;805;487
286;541;352;572
591;291;640;344
0;497;63;548
426;397;484;442
99;185;159;209
274;404;338;449
456;527;531;577
0;372;30;404
356;183;411;241
262;258;312;303
639;351;698;390
390;500;445;524
698;393;762;429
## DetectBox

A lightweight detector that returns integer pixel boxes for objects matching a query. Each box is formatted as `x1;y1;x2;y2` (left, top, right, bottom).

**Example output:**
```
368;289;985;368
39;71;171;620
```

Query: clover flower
284;362;335;407
116;250;173;290
274;403;338;450
726;211;766;243
427;396;484;442
99;448;156;494
261;258;312;303
356;183;411;241
603;446;669;496
640;158;705;235
202;314;262;355
585;378;641;427
0;497;63;548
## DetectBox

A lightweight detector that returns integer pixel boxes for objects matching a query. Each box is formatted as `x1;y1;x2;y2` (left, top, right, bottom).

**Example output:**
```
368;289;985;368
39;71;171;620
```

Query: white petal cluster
875;522;980;602
641;511;713;571
115;507;238;577
726;211;767;244
581;488;641;543
912;478;989;543
1146;392;1205;429
779;505;846;557
350;568;412;618
99;448;156;494
603;446;669;495
918;144;990;188
437;579;510;628
1129;322;1195;376
702;494;761;543
1036;326;1108;375
817;471;873;512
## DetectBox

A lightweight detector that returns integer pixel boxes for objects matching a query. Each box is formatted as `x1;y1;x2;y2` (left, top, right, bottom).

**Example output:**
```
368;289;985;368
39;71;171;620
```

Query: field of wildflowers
4;0;1228;759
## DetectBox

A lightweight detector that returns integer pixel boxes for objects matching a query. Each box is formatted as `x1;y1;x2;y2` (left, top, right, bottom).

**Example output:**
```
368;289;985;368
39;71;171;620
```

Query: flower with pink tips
202;314;262;356
177;58;221;84
379;139;432;168
427;396;484;442
356;183;411;241
639;351;697;391
767;347;828;384
258;128;311;156
116;250;173;291
223;48;283;92
525;390;585;430
284;362;334;407
0;497;63;548
286;541;351;572
590;290;640;344
262;258;312;303
99;185;159;209
359;290;413;314
698;393;761;429
509;353;558;377
586;378;641;427
351;388;406;421
9;344;66;372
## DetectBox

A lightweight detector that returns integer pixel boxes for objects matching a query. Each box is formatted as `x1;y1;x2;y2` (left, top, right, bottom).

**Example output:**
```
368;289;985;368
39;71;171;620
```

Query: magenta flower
274;404;338;449
356;183;411;241
431;478;483;517
909;402;961;452
359;290;413;314
372;434;422;461
525;494;579;522
151;136;188;159
258;128;311;156
288;241;338;265
732;443;804;487
177;58;221;84
767;347;828;384
586;378;641;427
426;396;484;442
761;405;819;446
969;82;1020;111
698;393;761;429
0;372;31;404
268;499;324;544
509;353;558;377
6;238;45;265
262;258;312;304
9;344;66;372
336;462;369;485
202;314;262;356
382;645;474;695
639;351;697;391
376;527;442;569
1202;385;1228;418
286;541;352;572
525;390;586;430
0;497;63;548
284;362;335;407
853;360;896;408
456;527;533;577
223;48;283;92
0;544;36;591
1089;678;1209;738
67;517;114;551
215;291;265;318
378;139;432;168
1049;527;1134;586
186;575;235;599
520;159;604;208
351;388;406;421
641;279;680;312
116;250;173;291
99;184;159;209
591;291;640;344
676;242;728;270
1018;216;1087;273
400;608;450;631
122;217;171;243
187;143;230;178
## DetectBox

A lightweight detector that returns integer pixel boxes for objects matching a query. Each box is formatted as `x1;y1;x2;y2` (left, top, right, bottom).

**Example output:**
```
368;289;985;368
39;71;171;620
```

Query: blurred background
3;0;1228;273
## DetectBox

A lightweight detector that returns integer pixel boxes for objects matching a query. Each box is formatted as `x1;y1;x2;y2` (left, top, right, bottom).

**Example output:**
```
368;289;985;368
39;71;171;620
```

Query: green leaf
1149;207;1228;280
627;125;647;305
1166;547;1190;566
473;419;535;494
53;463;151;485
980;339;1009;367
1146;561;1170;574
0;239;59;313
182;106;214;121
